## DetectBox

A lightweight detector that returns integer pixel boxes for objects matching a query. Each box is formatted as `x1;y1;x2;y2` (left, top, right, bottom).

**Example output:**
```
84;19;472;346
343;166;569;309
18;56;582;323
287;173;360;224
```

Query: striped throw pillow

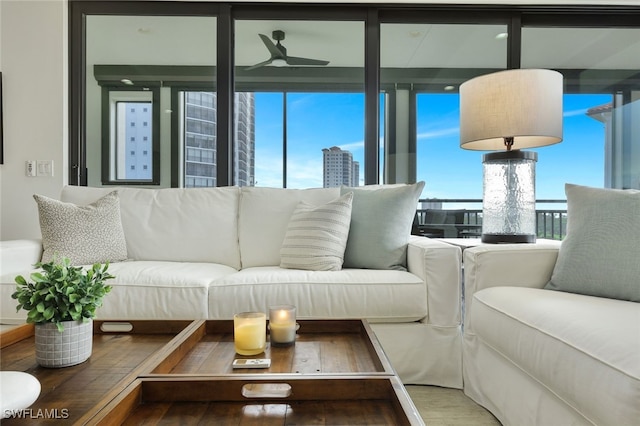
280;192;353;271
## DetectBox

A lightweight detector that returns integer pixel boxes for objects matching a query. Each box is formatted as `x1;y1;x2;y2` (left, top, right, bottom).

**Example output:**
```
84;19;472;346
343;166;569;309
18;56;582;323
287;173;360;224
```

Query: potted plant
12;257;114;368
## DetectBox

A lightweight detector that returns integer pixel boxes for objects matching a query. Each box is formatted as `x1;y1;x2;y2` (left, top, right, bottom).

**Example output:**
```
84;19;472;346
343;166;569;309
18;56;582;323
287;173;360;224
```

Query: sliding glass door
234;19;365;188
85;13;217;187
522;25;640;193
71;2;640;195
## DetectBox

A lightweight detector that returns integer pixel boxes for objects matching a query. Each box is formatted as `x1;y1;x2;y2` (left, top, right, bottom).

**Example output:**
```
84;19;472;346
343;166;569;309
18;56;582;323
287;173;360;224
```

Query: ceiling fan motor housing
272;30;285;41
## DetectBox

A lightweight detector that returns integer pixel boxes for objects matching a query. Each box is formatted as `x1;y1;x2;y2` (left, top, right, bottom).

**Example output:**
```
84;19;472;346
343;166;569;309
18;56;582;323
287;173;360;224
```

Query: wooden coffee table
1;319;424;425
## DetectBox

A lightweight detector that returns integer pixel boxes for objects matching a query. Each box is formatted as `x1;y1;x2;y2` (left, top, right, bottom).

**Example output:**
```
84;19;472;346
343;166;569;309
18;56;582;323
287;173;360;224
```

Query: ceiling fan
245;30;330;71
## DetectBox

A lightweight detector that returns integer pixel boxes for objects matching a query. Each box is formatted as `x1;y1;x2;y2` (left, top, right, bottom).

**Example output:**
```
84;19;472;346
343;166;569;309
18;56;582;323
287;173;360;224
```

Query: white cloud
286;156;324;188
417;127;459;140
253;151;283;188
253;150;325;188
338;141;364;152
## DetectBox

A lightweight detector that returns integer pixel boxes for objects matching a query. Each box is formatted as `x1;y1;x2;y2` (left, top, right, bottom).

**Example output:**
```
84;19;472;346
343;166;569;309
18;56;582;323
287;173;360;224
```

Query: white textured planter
34;319;93;368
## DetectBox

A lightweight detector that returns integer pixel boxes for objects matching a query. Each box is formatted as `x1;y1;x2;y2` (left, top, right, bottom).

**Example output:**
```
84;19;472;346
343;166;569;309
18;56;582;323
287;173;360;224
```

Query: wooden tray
92;375;423;425
148;319;395;376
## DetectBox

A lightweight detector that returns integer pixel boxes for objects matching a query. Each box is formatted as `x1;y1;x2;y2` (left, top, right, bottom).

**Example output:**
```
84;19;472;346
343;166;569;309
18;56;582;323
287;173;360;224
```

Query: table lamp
459;68;563;243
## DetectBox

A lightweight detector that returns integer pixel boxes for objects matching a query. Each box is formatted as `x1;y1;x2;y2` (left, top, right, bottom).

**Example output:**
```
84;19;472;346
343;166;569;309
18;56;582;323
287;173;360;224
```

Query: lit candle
269;305;298;346
234;312;266;355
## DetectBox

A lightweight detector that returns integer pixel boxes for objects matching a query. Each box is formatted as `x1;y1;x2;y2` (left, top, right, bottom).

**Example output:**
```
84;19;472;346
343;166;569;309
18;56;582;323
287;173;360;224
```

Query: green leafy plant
12;257;114;332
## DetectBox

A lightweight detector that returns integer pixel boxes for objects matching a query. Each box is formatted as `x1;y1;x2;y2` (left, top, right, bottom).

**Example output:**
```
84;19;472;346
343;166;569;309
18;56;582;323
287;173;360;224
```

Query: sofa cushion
280;192;353;271
34;191;128;265
92;260;238;320
61;186;242;269
238;187;340;268
341;182;425;270
470;286;640;425
207;266;426;322
546;183;640;302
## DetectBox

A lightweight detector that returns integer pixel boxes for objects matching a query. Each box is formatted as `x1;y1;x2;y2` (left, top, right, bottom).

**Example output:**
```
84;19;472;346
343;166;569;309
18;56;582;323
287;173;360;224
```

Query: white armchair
461;241;640;426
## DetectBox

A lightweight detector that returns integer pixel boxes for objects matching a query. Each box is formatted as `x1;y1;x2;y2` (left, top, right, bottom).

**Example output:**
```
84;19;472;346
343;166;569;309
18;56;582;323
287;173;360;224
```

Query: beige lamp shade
459;69;563;151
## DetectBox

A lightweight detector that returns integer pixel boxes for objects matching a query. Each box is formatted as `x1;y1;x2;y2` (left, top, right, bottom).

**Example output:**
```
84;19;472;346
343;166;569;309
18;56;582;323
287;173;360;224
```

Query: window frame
100;87;161;185
69;1;640;189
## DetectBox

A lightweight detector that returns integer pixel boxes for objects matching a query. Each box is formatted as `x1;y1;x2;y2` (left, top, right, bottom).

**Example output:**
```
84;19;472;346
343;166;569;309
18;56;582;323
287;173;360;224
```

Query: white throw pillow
546;183;640;302
341;182;425;270
34;191;128;266
280;192;353;271
238;187;340;268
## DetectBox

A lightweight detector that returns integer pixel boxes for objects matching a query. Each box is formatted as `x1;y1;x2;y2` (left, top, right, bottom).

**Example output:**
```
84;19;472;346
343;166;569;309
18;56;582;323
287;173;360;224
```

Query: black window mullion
170;87;180;187
384;90;396;184
507;14;522;70
408;88;417;184
283;92;288;188
364;8;380;185
69;2;86;185
217;4;234;187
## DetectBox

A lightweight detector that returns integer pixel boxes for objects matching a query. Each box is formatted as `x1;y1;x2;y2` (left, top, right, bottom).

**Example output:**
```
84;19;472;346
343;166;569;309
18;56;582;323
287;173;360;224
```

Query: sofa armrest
1;239;42;323
407;236;462;327
463;241;561;330
0;239;43;279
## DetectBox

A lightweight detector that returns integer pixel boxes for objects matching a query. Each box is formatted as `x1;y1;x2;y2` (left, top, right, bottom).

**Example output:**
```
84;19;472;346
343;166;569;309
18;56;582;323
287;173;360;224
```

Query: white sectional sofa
0;184;464;388
462;184;640;426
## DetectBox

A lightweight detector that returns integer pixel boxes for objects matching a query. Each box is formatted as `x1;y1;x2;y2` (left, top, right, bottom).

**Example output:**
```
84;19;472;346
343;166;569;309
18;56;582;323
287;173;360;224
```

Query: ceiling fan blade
259;34;284;58
286;56;330;67
245;59;273;71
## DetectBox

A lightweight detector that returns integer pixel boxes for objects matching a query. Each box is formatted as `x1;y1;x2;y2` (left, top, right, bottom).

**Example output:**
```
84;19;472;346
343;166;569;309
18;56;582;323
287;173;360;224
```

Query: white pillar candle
269;305;297;345
234;312;266;355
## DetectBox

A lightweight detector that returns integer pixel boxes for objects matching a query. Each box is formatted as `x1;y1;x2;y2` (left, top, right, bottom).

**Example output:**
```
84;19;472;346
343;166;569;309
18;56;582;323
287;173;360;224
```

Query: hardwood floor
405;385;502;425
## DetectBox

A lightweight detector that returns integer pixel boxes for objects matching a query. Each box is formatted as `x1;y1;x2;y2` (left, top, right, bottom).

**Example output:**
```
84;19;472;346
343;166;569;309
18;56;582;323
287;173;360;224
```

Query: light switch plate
37;160;54;177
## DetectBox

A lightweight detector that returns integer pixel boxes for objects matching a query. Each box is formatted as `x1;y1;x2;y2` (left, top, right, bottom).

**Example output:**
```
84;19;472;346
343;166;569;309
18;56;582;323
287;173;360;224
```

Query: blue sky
254;92;611;205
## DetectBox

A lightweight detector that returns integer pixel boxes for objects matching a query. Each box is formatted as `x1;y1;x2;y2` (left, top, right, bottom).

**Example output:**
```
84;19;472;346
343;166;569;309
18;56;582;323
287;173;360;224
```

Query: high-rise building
322;146;359;188
122;103;153;180
184;92;255;187
234;92;256;187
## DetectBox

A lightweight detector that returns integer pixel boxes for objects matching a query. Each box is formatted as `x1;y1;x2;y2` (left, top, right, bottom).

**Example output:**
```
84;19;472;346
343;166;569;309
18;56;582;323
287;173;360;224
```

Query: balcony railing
415;198;567;240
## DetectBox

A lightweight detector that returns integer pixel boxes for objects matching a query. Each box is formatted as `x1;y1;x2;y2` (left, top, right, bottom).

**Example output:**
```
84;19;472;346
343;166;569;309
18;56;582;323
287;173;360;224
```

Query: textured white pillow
34;191;128;266
546;184;640;302
280;192;353;271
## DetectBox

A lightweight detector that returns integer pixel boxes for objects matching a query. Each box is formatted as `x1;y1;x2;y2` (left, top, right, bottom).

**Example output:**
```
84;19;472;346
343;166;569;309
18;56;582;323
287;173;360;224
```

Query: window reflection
522;27;640;191
86;15;217;187
235;20;364;188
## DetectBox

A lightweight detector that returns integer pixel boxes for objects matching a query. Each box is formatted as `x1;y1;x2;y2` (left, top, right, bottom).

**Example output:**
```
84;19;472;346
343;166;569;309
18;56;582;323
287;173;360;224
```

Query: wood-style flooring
406;385;502;425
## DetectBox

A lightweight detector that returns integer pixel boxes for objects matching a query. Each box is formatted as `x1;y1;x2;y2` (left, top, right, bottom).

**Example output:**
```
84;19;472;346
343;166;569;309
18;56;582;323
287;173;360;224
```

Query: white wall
0;0;68;240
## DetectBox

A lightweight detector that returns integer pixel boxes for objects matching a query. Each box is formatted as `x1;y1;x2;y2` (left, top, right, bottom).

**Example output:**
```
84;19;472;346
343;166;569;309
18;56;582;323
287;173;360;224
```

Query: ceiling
86;15;640;81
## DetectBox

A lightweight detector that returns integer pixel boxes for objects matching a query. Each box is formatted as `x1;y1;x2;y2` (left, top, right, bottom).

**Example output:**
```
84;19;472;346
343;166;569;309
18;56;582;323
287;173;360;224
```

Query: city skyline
254;91;612;205
175;89;612;204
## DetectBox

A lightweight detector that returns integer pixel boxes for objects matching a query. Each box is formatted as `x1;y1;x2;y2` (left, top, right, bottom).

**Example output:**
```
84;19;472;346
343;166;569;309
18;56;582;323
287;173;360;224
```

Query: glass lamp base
481;233;536;244
482;150;538;244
